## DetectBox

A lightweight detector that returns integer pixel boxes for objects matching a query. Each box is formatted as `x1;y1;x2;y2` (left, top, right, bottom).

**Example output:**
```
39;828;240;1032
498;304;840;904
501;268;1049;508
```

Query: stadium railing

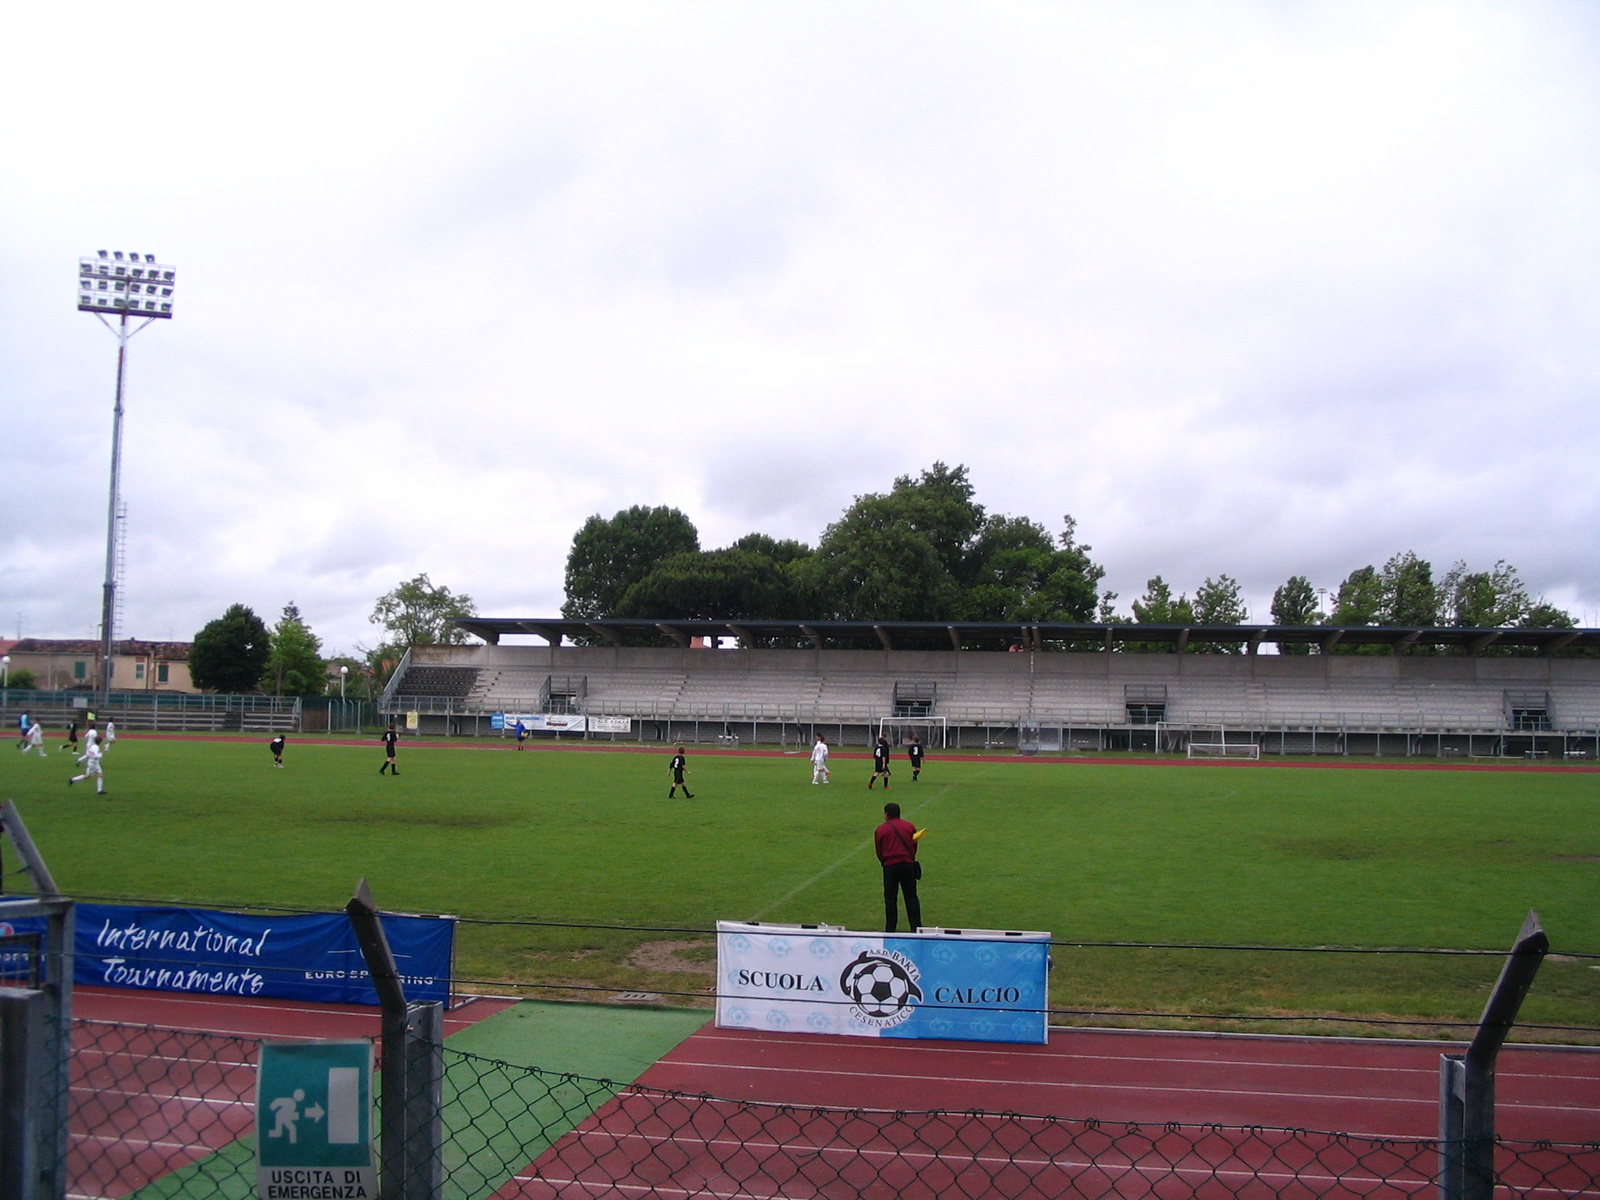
0;689;300;732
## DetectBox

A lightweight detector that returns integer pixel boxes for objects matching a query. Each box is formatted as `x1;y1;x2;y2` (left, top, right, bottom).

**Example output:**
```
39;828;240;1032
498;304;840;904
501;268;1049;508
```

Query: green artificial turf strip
4;737;1597;1030
443;1000;708;1077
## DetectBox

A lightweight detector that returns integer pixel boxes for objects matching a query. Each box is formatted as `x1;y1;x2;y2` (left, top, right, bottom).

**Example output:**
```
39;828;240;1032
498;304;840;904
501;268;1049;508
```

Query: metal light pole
79;251;176;706
340;665;349;699
1;655;9;691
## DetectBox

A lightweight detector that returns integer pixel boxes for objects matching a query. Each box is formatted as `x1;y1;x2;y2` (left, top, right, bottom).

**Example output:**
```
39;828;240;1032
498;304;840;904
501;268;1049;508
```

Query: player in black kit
270;735;286;768
668;747;694;798
869;736;892;788
907;733;924;781
380;722;399;775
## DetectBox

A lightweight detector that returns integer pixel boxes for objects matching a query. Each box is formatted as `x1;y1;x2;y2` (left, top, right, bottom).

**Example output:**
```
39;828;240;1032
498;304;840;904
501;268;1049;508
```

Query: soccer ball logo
840;952;922;1023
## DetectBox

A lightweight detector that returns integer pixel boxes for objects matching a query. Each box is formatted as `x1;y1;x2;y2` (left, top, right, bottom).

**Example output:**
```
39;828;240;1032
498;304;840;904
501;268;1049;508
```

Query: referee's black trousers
883;862;921;933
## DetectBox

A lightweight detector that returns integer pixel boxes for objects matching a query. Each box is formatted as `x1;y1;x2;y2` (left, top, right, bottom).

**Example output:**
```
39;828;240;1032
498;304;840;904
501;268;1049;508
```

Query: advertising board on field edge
716;921;1050;1045
0;903;456;1006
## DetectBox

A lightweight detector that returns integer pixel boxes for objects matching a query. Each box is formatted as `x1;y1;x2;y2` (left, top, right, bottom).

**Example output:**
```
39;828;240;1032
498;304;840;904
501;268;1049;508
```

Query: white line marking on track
653;1057;1600;1114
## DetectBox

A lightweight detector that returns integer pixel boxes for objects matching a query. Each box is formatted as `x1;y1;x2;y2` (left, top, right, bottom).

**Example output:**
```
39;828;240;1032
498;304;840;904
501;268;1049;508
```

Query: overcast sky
3;2;1598;653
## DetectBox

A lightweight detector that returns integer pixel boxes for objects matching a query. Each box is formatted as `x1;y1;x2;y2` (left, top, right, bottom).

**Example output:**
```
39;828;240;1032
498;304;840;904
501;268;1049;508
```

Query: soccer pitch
2;737;1597;1037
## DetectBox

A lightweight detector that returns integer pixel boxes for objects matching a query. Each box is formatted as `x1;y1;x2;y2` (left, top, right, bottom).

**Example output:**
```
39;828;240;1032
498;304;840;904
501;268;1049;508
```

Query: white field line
750;767;994;919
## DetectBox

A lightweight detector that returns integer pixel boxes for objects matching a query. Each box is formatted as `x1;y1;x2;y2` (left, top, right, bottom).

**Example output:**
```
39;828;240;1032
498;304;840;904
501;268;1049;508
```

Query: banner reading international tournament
491;714;632;734
716;921;1049;1044
74;903;454;1006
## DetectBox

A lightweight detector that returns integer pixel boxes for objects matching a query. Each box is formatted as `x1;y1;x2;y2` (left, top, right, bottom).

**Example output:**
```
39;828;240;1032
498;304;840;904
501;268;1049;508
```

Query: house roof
10;638;191;659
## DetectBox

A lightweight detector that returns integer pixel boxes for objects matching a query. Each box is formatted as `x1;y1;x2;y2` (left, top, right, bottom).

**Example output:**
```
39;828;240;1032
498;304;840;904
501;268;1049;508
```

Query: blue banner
72;903;454;1006
717;923;1050;1044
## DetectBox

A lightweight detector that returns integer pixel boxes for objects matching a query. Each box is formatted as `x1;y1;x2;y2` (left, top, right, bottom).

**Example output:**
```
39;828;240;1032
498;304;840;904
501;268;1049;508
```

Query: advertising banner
716;921;1049;1044
75;903;454;1006
589;716;632;734
500;713;587;732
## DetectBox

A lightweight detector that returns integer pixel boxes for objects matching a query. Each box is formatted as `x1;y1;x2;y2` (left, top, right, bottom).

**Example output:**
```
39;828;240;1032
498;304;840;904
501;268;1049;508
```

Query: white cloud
3;1;1598;650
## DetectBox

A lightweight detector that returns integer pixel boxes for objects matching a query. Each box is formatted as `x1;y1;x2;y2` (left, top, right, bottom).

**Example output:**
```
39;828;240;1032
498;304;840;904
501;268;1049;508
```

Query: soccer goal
879;717;948;748
1187;741;1260;760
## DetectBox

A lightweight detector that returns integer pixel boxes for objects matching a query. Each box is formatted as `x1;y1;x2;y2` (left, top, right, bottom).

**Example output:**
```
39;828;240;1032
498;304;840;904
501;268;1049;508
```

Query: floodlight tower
78;250;176;705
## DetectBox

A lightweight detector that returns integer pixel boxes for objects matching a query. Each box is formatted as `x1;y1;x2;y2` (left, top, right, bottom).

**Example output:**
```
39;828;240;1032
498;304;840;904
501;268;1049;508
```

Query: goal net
879;717;948;749
1187;742;1260;760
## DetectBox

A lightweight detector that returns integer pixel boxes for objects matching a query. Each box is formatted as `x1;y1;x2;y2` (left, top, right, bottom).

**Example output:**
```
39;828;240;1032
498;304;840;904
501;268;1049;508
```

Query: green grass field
3;736;1597;1038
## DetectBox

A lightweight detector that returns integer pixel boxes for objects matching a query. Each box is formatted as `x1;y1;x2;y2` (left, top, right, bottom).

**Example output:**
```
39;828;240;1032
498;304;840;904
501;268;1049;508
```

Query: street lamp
1;655;9;690
340;665;349;699
79;250;176;706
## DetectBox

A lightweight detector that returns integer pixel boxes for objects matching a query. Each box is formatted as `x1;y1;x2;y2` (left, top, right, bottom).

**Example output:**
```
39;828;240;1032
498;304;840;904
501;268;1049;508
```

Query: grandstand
377;620;1600;757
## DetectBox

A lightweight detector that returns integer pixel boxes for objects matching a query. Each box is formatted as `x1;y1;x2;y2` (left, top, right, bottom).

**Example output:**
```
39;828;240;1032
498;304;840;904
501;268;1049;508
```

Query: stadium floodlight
80;250;177;704
1;655;9;689
340;665;349;698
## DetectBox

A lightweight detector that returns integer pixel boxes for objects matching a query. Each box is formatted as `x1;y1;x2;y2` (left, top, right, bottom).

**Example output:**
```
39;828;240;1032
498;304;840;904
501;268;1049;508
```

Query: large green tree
959;515;1105;622
1379;551;1438;628
1270;574;1319;654
1192;574;1247;652
562;506;700;620
190;604;271;693
617;547;807;621
266;604;325;697
370;574;477;648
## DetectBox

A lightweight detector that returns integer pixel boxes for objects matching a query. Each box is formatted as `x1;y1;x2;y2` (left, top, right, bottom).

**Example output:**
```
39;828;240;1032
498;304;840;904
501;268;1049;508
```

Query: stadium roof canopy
454;618;1599;656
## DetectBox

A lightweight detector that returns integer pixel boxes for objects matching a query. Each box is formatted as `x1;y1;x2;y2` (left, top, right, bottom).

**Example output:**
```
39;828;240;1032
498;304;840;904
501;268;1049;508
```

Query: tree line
561;462;1579;653
187;574;476;697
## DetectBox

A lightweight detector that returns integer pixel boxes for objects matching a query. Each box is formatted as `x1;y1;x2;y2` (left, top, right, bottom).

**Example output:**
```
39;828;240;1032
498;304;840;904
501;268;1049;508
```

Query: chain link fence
62;1017;1600;1200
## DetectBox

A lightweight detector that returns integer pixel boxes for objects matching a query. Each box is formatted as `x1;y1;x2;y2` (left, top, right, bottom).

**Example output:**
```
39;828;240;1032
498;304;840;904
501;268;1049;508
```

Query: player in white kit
21;722;46;756
810;734;830;784
69;742;106;794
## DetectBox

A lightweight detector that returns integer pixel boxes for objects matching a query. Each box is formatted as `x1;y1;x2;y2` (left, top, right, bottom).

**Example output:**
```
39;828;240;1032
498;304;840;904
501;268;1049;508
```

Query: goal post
1187;742;1260;760
878;716;948;749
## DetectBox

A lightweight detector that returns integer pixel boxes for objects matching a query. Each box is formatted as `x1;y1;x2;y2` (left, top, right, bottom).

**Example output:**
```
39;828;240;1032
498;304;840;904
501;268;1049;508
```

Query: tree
323;655;371;700
1192;575;1247;652
266;604;325;697
959;515;1106;623
1270;574;1319;655
1328;566;1382;626
1441;560;1531;628
1378;551;1438;628
1126;576;1192;651
812;493;961;620
617;548;803;620
562;506;700;619
2;668;36;690
190;604;271;693
370;574;477;648
1131;576;1193;625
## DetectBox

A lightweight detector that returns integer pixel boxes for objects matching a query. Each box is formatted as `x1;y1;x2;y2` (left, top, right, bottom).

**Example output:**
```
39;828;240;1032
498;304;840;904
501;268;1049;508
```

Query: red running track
493;1026;1600;1199
68;987;514;1200
637;1024;1600;1141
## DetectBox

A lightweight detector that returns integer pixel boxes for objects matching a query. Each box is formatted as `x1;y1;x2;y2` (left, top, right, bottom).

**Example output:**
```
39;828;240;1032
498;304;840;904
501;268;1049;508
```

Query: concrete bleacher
390;642;1600;749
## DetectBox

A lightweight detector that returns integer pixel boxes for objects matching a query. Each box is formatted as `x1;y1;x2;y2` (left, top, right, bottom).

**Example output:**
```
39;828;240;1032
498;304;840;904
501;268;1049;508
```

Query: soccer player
61;720;79;753
270;735;286;768
874;802;921;932
69;741;106;794
907;733;924;782
869;736;891;789
515;719;528;750
104;720;117;752
380;722;399;775
20;721;45;756
16;712;29;750
667;746;694;798
810;734;831;784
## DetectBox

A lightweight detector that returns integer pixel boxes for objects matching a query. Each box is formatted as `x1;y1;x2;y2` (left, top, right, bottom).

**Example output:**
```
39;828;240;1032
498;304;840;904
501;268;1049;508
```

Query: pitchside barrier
6;901;456;1006
716;921;1051;1044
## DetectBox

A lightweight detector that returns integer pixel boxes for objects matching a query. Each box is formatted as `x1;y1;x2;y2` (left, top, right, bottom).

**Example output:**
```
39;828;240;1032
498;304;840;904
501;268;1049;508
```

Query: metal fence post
0;988;46;1200
1438;909;1548;1200
403;1001;444;1200
346;879;411;1200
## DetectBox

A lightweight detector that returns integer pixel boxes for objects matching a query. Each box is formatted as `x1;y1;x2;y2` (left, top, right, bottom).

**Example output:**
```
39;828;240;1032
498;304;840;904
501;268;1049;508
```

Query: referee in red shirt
874;802;922;933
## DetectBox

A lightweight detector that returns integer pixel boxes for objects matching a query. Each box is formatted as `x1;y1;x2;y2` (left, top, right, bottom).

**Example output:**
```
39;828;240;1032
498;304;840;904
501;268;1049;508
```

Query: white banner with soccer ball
715;921;1050;1044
